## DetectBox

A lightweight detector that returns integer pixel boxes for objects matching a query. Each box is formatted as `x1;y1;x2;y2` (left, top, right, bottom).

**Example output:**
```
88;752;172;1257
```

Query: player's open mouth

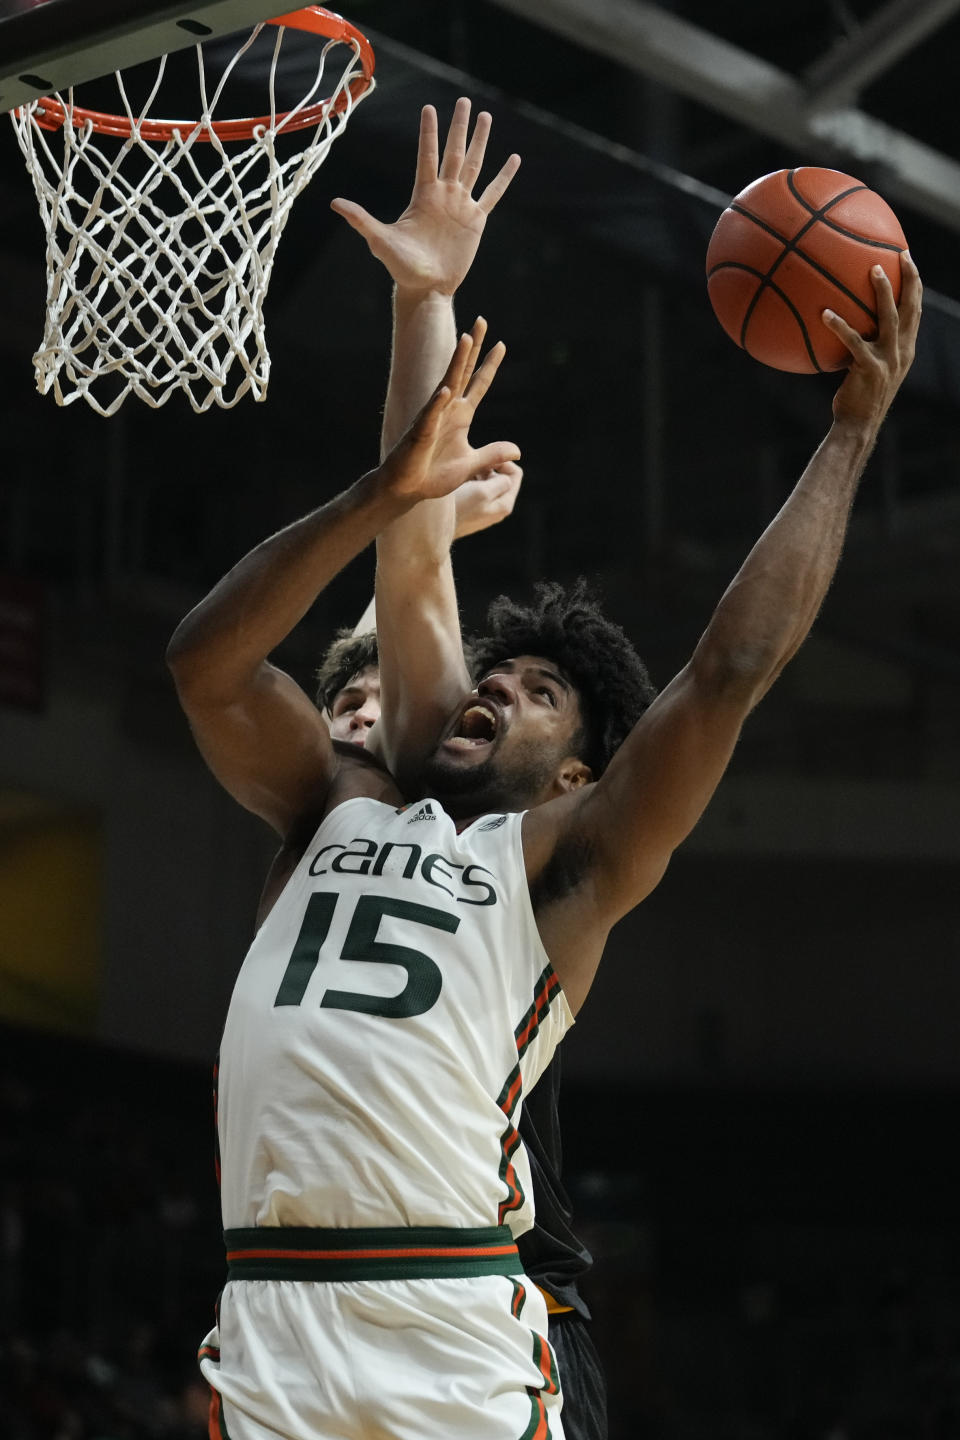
446;701;499;750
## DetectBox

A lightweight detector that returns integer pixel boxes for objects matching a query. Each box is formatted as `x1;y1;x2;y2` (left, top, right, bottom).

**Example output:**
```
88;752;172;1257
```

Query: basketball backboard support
0;0;289;113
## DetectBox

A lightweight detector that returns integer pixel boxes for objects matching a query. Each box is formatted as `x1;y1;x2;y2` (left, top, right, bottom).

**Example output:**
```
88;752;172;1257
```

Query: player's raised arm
332;98;519;455
376;322;520;780
333;98;521;777
526;256;922;1004
165;370;499;837
347;464;523;639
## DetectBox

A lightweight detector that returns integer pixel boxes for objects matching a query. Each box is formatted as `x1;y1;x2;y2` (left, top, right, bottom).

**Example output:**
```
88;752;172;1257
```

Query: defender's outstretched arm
333;98;521;778
333;98;519;458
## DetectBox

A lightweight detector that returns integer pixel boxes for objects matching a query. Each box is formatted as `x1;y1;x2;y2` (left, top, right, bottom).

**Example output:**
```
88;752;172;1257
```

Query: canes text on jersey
308;837;499;906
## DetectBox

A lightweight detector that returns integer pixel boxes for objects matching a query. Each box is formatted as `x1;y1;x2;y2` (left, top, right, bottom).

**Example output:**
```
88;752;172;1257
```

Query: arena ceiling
487;0;960;233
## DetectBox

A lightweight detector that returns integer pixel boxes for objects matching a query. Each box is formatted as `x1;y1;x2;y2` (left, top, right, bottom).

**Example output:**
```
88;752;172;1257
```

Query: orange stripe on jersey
226;1243;518;1262
515;970;560;1054
223;1225;523;1282
208;1387;230;1440
533;1333;560;1395
497;1125;524;1223
495;968;563;1234
518;1392;551;1440
500;1069;523;1116
497;1167;523;1223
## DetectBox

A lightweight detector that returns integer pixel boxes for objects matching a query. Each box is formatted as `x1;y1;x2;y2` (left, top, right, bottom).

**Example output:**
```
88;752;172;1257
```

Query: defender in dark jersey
519;1057;607;1438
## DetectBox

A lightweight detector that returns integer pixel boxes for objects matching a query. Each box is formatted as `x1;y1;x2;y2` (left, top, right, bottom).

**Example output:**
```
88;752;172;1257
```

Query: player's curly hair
468;579;658;776
315;629;379;712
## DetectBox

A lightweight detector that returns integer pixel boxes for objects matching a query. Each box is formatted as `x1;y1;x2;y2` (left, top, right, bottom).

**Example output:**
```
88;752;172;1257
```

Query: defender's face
326;666;381;745
427;654;585;804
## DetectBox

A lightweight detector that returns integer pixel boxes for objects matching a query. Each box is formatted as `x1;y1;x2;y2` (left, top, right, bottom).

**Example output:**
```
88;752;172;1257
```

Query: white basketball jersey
217;797;573;1237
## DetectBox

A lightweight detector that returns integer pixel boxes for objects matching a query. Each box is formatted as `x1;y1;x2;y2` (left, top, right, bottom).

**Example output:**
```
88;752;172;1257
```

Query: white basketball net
9;24;373;415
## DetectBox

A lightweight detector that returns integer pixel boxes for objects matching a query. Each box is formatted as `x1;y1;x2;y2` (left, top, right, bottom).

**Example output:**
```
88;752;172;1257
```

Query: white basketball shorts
199;1225;565;1440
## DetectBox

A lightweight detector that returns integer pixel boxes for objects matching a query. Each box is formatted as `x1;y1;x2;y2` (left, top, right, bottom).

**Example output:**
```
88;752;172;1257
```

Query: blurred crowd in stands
2;1024;960;1439
0;1031;219;1440
0;1326;210;1440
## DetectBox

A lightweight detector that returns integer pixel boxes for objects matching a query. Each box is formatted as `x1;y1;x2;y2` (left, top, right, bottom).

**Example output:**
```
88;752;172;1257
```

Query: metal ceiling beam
805;0;960;109
485;0;960;234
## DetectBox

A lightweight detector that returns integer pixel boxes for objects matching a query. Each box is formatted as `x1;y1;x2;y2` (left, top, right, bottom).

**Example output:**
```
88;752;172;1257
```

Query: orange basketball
706;167;907;373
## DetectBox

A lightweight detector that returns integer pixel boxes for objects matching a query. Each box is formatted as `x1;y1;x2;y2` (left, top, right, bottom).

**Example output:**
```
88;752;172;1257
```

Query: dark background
1;2;960;1436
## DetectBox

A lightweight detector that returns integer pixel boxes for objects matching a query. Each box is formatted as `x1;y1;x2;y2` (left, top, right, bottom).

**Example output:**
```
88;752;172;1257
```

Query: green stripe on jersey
517;1391;551;1440
224;1224;523;1283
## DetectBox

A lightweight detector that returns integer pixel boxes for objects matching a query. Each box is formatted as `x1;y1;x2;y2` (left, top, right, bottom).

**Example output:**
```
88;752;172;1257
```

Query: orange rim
27;6;375;141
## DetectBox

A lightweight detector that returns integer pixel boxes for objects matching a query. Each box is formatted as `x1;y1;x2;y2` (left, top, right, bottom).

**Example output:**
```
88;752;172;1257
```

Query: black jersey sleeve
516;1051;592;1318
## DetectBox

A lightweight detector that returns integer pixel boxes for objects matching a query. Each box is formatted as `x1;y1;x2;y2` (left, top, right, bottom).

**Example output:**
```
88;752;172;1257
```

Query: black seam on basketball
786;170;904;251
819;229;901;253
725;206;878;323
736;264;772;353
787;169;865;221
709;261;824;372
730;203;815;285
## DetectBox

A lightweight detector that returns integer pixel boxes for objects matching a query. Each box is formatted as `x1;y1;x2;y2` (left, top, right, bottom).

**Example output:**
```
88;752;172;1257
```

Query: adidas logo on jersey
478;815;507;831
406;802;436;824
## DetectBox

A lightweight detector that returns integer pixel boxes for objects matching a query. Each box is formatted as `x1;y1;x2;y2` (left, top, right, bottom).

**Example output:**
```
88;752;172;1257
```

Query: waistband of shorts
224;1225;524;1282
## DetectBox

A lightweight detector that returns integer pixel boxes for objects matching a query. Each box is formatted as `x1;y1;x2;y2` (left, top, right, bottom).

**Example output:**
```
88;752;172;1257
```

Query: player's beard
418;736;561;819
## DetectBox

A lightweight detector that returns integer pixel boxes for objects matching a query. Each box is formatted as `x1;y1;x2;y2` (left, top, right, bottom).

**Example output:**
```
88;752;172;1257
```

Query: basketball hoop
8;7;376;415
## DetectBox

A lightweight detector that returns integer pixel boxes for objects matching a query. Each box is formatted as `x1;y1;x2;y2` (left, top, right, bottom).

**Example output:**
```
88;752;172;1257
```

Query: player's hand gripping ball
706;167;907;373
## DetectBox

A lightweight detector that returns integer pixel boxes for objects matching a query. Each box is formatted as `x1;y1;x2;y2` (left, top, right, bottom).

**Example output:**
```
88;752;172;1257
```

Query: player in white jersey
208;792;569;1439
170;315;569;1436
169;100;921;1440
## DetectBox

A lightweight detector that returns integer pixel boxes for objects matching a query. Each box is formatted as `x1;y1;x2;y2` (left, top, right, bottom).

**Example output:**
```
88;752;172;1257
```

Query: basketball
706;167;907;374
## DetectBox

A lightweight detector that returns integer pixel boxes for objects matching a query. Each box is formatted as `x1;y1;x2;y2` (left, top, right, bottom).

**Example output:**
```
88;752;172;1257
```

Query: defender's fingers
414;105;440;186
493;463;523;502
464;340;507;408
480;470;517;500
479;467;523;512
477;154;521;214
460;110;492;191
439;96;471;182
329;197;381;238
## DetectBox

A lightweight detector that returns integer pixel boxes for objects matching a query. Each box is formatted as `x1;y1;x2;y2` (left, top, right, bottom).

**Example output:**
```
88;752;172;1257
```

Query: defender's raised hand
380;319;519;503
453;462;523;539
331;98;520;295
824;252;922;430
